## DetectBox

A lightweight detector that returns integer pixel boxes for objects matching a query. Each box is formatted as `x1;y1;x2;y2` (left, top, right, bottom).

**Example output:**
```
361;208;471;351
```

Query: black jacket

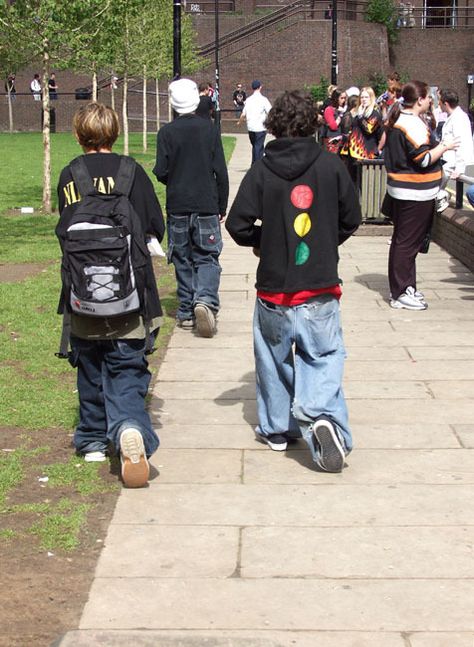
226;137;361;292
153;114;229;216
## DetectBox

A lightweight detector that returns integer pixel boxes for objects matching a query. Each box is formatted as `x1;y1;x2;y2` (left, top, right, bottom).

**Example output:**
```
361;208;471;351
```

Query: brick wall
390;30;474;107
433;209;474;273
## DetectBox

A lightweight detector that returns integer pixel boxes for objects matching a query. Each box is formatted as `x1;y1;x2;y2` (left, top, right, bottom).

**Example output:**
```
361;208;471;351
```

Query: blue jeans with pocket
253;295;352;463
167;213;223;321
69;336;159;457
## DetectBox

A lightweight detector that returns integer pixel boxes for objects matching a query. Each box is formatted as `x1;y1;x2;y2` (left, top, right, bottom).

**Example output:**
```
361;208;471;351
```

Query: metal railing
455;174;474;209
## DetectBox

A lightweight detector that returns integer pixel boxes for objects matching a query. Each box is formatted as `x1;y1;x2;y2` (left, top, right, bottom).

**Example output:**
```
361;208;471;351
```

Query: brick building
1;0;473;132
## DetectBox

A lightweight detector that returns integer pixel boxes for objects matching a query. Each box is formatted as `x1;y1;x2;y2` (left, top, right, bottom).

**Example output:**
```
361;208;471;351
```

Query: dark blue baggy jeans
69;336;159;457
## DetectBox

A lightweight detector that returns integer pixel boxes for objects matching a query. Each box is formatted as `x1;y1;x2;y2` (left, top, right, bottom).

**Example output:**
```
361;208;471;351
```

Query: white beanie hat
169;78;199;115
346;86;360;97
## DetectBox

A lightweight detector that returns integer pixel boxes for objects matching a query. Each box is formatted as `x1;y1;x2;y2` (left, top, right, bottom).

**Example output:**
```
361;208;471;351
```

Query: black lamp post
214;0;221;127
173;0;181;79
331;0;338;85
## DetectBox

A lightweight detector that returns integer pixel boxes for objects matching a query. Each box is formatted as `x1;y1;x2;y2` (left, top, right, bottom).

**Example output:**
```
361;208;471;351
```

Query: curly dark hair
265;90;318;138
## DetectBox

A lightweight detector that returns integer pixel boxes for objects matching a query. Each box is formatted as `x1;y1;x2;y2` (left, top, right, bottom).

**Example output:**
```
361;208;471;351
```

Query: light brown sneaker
194;303;216;338
119;428;149;488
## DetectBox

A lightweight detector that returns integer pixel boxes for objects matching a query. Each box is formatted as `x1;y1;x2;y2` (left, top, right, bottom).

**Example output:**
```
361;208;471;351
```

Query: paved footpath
58;135;474;647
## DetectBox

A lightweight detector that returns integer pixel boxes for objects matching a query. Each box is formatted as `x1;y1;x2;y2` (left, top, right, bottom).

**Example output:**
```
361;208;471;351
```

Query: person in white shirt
436;88;474;211
30;73;41;101
237;79;272;164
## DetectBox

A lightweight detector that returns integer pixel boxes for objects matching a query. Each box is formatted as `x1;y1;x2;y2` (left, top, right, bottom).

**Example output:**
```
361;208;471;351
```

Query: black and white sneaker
255;430;288;451
312;419;345;473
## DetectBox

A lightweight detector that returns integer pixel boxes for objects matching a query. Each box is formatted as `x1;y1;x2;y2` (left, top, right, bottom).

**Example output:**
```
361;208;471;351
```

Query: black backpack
57;155;152;357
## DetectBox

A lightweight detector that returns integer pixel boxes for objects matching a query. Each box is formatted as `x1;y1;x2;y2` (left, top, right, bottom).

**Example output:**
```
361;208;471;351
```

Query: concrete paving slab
243;449;474;485
156;381;256;400
95;525;239;578
344;361;474;381
79;578;474;631
55;629;408;647
241;525;474;578
349;399;473;424
156;423;461;450
167;332;253;349
149;449;242;484
343;331;474;347
410;634;474;647
406;346;474;360
154;379;432;401
426;381;474;399
155;424;258;449
453;425;474;448
111;484;474;526
157;355;254;382
351;423;461;449
150;398;473;425
150;399;257;425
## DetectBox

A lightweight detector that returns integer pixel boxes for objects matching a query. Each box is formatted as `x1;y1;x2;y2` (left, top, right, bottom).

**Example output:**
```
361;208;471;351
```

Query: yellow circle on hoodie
293;212;311;238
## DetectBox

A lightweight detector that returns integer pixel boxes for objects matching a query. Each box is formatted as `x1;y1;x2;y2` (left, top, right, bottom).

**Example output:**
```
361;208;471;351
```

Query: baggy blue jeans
253;295;352;464
69;336;159;457
167;213;223;321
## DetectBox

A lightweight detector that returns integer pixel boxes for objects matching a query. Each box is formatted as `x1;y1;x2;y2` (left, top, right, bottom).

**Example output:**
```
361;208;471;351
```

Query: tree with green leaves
365;0;398;44
0;0;109;212
130;0;201;152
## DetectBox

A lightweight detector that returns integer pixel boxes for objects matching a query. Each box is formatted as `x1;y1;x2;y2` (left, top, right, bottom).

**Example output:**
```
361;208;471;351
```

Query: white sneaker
390;286;427;310
84;450;106;463
194;303;216;338
436;189;449;213
119;428;149;488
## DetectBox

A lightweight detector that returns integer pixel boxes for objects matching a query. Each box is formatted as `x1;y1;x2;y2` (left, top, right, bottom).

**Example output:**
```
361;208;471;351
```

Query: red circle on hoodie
290;185;313;210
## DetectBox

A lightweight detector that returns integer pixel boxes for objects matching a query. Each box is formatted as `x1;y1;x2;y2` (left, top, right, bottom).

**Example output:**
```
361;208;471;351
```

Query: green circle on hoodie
295;241;310;265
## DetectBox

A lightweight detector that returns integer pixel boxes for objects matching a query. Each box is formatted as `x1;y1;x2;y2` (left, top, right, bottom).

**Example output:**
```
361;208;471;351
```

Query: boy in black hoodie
226;91;361;472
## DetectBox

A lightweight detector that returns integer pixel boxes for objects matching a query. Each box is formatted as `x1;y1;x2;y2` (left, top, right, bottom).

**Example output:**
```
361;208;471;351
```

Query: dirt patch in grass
0;426;120;647
0;262;51;283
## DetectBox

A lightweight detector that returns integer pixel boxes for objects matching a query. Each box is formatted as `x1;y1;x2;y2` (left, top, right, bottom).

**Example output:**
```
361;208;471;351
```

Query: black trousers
388;198;434;300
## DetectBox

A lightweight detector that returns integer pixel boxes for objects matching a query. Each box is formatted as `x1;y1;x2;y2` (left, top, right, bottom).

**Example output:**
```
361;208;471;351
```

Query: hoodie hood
263;137;322;180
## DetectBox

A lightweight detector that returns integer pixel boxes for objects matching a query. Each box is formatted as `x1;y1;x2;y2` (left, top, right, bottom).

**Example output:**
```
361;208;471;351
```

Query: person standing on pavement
435;88;474;212
153;78;229;338
237;79;272;164
383;80;459;311
226;90;361;473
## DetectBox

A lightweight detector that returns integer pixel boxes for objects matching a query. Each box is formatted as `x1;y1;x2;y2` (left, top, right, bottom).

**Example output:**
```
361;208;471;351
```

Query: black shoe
255;431;288;451
312;419;345;472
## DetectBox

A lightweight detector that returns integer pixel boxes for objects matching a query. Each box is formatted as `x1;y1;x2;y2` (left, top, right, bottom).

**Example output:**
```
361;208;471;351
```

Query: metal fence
356;159;387;223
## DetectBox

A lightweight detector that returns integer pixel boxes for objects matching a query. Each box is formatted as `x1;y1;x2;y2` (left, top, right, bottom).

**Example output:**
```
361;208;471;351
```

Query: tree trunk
122;72;129;156
7;88;13;133
92;70;98;101
155;78;160;131
110;70;115;110
42;41;51;213
143;65;147;153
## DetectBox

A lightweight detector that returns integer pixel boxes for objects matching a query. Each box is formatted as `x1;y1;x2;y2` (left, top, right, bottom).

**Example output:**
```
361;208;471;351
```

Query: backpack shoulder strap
69;156;96;197
114;156;136;197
